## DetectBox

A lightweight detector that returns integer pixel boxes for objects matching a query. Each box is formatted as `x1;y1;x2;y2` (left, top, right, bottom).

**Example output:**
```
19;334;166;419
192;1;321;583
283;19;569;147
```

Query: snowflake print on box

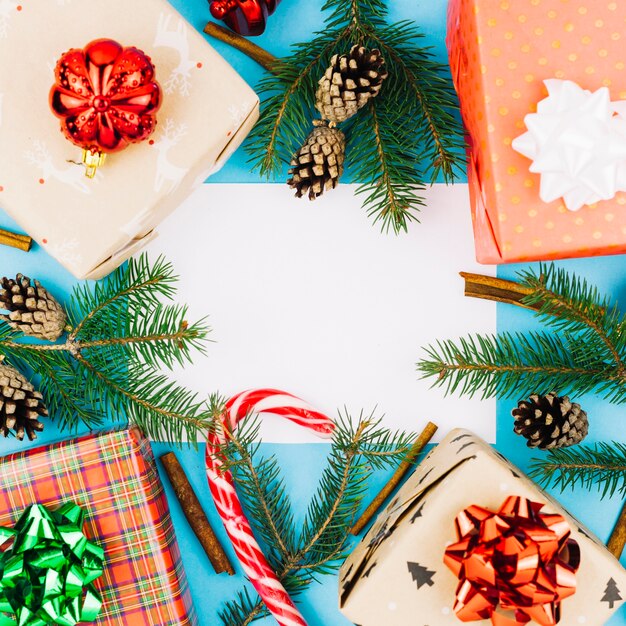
228;102;256;131
154;13;195;97
47;237;82;266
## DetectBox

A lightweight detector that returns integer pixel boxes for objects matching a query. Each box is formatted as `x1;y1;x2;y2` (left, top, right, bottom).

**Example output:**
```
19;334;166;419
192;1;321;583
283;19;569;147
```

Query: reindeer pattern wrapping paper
0;0;258;279
339;429;626;626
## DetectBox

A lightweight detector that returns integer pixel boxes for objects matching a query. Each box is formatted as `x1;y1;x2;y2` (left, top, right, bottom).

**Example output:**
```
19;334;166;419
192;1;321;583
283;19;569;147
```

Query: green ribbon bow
0;503;104;626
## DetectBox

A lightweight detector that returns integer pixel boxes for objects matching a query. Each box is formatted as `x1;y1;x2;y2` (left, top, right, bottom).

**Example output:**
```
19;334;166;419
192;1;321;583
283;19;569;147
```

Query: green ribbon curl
0;503;104;626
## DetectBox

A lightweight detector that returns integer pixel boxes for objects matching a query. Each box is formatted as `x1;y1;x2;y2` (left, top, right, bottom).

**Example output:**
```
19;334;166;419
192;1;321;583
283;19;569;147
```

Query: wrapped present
0;428;197;625
447;0;626;264
339;429;626;626
0;0;258;279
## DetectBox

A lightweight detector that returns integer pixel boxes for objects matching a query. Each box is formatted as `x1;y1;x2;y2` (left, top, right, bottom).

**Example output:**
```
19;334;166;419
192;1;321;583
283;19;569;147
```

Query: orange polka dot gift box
0;428;197;625
447;0;626;264
0;0;258;280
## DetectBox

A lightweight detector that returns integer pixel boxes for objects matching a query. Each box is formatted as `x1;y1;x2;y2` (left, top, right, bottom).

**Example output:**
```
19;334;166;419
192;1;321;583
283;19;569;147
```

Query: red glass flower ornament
209;0;281;36
50;39;162;176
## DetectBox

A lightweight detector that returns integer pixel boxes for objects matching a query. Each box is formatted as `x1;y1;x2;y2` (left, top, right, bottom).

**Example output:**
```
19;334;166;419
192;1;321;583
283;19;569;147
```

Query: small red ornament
208;0;281;36
49;38;162;177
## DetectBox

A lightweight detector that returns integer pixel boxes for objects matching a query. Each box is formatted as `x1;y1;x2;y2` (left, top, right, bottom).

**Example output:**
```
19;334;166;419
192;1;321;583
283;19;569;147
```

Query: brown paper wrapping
339;429;626;626
0;0;259;279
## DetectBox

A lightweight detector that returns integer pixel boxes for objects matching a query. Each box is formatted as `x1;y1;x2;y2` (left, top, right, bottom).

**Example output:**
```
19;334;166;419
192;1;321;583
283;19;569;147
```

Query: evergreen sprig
529;442;626;499
207;395;416;626
246;0;464;233
0;255;211;441
418;264;626;402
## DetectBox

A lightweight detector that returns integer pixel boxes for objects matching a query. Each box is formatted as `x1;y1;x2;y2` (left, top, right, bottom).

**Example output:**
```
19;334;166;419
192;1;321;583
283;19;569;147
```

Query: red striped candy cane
205;389;335;626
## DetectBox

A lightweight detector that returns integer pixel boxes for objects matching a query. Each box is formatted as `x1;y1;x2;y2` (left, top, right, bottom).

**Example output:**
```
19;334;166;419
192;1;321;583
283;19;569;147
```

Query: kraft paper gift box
339;429;626;626
0;428;197;625
0;0;258;279
447;0;626;264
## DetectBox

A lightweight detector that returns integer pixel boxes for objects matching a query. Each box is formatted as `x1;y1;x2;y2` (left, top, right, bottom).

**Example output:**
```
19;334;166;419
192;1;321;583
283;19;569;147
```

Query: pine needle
529;443;626;499
246;0;464;233
0;254;212;443
208;402;416;625
417;264;626;402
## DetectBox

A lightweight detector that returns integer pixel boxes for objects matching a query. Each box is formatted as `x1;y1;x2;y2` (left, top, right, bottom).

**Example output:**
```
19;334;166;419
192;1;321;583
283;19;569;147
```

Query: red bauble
50;39;162;155
209;0;281;36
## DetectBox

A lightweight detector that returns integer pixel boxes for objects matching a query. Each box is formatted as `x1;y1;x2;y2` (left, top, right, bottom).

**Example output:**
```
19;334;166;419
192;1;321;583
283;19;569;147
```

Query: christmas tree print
407;562;435;589
410;502;425;523
602;578;622;609
363;562;377;578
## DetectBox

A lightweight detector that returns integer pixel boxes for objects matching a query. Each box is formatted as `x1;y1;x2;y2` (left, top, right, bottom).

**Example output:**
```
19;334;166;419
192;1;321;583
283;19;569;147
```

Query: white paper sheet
145;183;496;443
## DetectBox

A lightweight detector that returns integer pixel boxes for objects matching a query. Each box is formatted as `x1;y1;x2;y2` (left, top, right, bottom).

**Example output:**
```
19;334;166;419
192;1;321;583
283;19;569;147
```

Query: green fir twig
0;255;211;442
208;395;416;626
243;0;464;233
418;264;626;402
529;442;626;499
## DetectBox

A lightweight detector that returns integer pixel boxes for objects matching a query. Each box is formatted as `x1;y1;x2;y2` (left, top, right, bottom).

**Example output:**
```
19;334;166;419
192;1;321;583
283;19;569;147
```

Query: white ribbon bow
512;79;626;211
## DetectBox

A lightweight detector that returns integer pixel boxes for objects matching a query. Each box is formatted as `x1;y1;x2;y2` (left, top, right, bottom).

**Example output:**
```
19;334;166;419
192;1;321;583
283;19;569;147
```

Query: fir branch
360;18;462;183
73;355;209;442
349;101;425;233
67;255;177;337
417;264;626;402
518;264;626;376
0;255;211;441
213;405;415;626
247;29;352;177
219;588;268;626
419;332;612;400
243;0;464;233
529;442;626;499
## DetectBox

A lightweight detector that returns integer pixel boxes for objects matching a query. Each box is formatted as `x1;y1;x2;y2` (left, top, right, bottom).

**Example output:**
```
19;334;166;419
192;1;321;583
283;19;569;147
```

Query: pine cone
287;121;346;200
0;274;66;341
0;363;47;441
512;393;589;450
316;45;388;124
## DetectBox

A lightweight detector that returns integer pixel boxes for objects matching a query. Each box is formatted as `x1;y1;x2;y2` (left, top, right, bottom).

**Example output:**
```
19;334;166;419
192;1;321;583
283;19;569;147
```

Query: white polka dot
577;617;586;624
500;483;509;491
388;602;397;612
442;607;451;615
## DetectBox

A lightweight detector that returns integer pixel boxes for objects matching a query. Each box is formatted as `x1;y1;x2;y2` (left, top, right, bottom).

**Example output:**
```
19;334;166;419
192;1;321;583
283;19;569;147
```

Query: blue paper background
0;0;625;624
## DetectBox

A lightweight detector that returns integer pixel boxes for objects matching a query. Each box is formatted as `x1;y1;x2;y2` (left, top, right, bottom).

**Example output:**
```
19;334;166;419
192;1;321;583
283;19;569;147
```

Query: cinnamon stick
160;452;235;575
608;500;626;560
204;22;278;72
350;422;438;535
0;228;32;252
460;272;537;311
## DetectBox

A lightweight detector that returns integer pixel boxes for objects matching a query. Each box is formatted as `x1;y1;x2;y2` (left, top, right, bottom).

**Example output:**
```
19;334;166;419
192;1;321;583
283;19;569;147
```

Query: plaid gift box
0;428;197;625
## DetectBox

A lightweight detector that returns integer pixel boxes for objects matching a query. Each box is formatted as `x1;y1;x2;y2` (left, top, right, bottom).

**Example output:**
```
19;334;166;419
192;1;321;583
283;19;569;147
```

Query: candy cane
205;389;335;626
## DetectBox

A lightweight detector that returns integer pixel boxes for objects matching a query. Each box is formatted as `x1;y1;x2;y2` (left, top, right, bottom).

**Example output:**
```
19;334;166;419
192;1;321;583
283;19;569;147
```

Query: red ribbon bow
443;496;580;626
